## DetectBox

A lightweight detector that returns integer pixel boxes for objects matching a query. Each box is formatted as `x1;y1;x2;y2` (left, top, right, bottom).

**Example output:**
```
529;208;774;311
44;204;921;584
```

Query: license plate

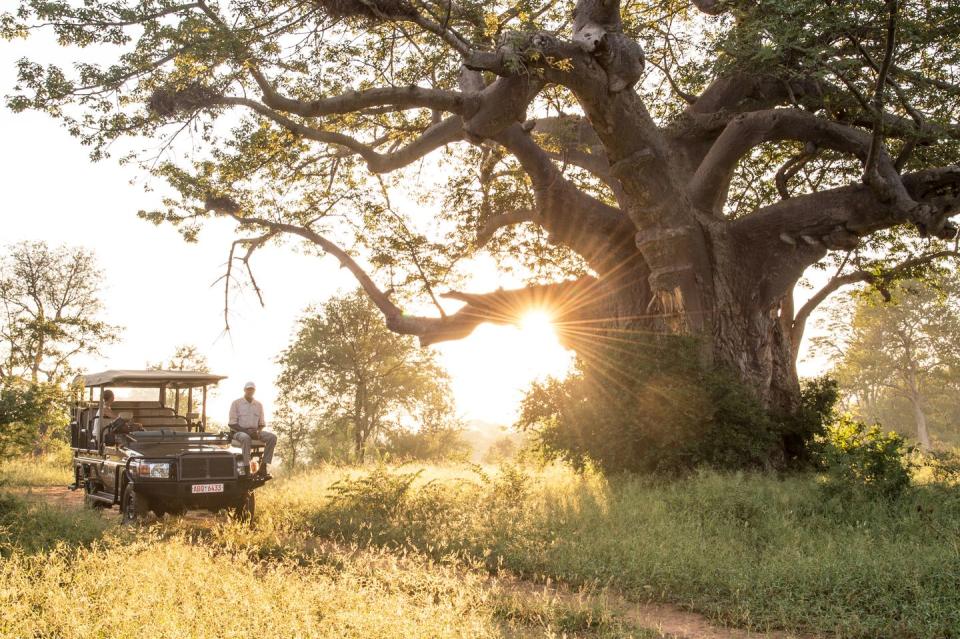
191;483;224;494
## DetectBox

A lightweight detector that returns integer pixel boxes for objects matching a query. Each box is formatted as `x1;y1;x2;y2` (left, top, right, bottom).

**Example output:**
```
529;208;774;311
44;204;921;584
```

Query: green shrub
516;337;831;473
820;415;914;499
923;448;960;484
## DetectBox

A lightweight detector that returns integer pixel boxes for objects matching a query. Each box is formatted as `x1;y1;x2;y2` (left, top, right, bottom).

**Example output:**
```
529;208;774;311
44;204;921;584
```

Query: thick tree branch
529;115;627;205
475;210;535;247
690;108;929;228
790;250;960;358
492;124;638;274
690;0;728;15
690;109;873;213
731;167;960;310
213;95;465;173
205;197;602;347
249;68;470;118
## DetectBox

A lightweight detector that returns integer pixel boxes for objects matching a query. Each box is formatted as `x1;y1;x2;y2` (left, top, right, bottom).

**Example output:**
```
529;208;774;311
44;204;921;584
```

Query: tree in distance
0;241;117;384
6;0;960;465
276;290;460;463
814;274;960;451
148;344;211;415
0;241;118;455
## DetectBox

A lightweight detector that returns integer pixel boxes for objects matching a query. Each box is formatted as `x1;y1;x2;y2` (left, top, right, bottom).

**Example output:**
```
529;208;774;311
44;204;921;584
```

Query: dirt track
16;485;814;639
495;578;814;639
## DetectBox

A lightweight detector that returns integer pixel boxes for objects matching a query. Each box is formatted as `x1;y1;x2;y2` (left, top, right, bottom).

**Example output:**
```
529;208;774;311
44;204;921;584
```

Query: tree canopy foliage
0;241;114;456
276;289;460;462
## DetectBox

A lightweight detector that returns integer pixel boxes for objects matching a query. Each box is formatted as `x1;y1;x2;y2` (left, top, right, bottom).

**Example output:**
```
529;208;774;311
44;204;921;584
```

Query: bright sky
0;35;828;429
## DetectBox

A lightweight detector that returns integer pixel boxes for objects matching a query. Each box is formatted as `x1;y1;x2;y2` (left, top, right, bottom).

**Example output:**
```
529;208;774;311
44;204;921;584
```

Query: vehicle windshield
107;387;160;403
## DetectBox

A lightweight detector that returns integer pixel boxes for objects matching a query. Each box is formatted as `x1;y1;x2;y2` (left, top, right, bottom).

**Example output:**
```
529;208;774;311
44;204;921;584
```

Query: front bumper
130;475;269;508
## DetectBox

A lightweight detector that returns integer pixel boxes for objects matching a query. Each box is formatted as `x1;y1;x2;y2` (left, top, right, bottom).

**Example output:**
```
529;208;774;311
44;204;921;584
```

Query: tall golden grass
2;460;958;637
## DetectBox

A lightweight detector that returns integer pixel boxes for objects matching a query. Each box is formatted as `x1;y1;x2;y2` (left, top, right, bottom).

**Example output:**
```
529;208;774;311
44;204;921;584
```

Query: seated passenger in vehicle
93;390;142;444
91;389;118;441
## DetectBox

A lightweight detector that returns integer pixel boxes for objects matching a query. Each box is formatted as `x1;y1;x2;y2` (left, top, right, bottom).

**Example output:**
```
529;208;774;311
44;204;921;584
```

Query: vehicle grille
179;456;235;480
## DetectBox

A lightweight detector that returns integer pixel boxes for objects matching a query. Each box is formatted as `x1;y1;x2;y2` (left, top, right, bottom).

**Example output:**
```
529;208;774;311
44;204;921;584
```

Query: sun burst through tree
6;0;960;467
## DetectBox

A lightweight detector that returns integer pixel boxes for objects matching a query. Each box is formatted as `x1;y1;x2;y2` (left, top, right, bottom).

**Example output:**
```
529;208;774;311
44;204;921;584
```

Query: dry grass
2;460;958;638
0;454;72;487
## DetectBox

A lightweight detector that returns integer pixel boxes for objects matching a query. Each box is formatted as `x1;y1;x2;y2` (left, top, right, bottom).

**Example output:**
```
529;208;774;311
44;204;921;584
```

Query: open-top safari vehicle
69;370;270;523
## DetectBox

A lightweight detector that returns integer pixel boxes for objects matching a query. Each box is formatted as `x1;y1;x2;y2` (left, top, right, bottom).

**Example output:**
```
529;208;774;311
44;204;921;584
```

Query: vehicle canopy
71;369;227;442
78;369;226;388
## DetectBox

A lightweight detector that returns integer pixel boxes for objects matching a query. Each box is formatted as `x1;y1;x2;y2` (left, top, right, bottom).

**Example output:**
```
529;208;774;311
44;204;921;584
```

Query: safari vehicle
69;370;270;523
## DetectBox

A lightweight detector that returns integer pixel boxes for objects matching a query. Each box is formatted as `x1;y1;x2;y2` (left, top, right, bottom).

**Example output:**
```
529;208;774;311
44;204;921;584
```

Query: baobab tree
5;0;959;460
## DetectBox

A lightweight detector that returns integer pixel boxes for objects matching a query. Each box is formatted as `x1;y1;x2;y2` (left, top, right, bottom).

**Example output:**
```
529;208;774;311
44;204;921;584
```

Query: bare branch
205;195;601;346
475;210;535;247
774;143;818;200
790;249;960;356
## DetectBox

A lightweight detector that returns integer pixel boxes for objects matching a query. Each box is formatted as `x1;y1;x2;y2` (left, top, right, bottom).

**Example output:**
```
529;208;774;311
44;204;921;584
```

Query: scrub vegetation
2;455;959;639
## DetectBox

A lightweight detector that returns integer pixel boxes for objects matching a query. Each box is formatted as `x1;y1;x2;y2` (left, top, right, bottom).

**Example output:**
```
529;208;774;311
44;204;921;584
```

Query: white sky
0;35;829;429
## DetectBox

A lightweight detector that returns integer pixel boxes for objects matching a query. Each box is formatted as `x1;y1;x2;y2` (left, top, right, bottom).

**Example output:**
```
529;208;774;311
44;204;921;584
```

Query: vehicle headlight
135;461;171;479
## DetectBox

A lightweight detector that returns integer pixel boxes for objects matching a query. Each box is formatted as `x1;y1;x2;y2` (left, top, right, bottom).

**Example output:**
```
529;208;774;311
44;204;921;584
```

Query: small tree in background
149;344;211;414
0;241;116;454
271;403;316;472
0;241;117;384
814;275;960;451
0;379;70;457
277;290;459;462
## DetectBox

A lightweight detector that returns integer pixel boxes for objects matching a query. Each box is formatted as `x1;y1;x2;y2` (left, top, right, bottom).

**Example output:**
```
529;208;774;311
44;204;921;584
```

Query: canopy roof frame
78;369;227;389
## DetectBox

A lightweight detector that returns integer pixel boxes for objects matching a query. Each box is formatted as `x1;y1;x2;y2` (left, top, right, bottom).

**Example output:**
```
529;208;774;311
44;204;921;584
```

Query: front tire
121;483;149;524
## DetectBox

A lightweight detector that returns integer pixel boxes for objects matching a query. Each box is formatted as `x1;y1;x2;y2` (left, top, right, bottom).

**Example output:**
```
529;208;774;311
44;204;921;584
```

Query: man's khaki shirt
228;398;266;431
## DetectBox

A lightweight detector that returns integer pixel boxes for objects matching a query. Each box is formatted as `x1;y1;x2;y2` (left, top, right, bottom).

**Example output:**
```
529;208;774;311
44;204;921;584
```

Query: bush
516;337;831;473
383;425;469;462
0;379;70;456
920;448;960;484
819;415;914;499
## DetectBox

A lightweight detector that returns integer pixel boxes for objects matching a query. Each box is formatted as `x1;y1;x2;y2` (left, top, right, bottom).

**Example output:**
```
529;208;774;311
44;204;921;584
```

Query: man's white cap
243;381;256;390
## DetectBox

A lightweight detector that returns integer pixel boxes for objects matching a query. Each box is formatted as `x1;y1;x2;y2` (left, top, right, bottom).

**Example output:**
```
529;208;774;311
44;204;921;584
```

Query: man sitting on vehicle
228;381;276;478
